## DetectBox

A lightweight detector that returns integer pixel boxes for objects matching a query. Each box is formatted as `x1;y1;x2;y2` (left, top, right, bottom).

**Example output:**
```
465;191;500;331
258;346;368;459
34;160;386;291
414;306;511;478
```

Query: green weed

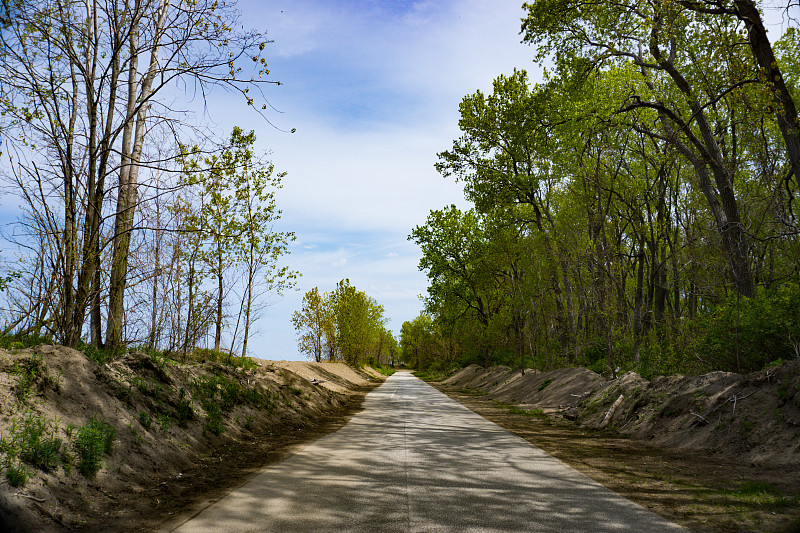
139;411;152;430
505;405;547;417
0;333;52;350
11;354;57;401
176;393;194;428
5;459;30;487
17;414;62;472
73;417;116;478
81;344;123;365
203;401;224;435
157;413;172;431
537;379;553;391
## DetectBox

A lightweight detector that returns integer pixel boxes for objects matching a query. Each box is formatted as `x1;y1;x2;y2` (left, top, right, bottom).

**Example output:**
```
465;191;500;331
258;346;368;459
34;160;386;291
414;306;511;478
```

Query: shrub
0;333;52;350
5;459;29;487
176;391;194;428
11;354;57;401
203;401;224;435
17;414;62;472
73;417;116;478
81;344;123;365
139;411;152;430
696;282;800;373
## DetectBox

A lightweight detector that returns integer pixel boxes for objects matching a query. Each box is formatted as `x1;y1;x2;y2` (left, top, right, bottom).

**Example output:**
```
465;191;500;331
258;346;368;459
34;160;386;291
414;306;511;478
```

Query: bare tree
0;0;278;348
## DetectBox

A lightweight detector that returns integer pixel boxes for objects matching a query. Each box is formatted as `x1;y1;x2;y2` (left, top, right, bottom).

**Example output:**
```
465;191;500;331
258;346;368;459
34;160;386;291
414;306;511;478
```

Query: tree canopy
406;0;800;376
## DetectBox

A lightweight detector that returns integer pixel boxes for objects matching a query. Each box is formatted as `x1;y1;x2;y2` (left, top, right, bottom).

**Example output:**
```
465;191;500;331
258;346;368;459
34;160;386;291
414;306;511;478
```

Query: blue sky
224;0;540;360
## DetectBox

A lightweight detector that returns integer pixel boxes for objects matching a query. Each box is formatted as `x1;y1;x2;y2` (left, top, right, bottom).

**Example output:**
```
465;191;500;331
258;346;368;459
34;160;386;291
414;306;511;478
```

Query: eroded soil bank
433;360;800;533
0;346;383;532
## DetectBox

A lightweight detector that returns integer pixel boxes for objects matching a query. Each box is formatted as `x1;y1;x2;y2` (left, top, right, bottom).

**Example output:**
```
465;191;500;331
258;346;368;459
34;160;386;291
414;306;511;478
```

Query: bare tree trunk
240;245;255;359
106;0;170;349
733;0;800;191
632;236;645;363
214;251;223;351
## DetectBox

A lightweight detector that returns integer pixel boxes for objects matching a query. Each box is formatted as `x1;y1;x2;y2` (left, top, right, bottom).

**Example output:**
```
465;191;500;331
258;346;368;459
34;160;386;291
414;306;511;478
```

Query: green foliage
139;411;153;430
203;401;224;435
0;413;65;485
295;281;391;366
176;127;298;358
192;372;276;413
370;362;395;376
696;283;800;373
176;388;194;427
330;279;388;367
16;414;62;473
292;287;332;362
73;417;116;478
9;353;60;401
5;459;30;487
0;271;21;292
407;0;800;380
81;344;123;365
189;348;258;370
502;404;546;417
537;379;553;391
0;333;52;350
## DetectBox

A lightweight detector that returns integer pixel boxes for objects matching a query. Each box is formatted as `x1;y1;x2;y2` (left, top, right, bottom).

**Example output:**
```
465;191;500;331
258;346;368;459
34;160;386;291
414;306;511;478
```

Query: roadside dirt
0;345;382;532
433;365;800;533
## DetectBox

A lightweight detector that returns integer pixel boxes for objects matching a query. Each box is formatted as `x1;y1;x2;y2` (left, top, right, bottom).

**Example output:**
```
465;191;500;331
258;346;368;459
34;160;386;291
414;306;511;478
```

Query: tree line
292;280;397;367
0;0;295;358
402;0;800;377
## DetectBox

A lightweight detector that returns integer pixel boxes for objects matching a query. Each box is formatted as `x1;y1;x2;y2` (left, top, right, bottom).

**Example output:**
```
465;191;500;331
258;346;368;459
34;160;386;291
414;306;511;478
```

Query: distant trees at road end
292;280;398;367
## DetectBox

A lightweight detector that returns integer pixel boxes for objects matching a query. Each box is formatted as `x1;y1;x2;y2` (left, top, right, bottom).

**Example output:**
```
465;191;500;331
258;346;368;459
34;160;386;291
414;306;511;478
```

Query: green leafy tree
176;127;296;358
292;287;332;362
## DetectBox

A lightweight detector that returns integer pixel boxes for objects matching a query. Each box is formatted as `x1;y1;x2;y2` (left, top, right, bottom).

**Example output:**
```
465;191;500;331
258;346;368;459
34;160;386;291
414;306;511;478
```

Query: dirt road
168;371;685;532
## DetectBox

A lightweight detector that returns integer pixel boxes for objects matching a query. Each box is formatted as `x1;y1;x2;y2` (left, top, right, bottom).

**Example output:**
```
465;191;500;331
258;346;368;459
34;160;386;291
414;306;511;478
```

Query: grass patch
139;411;152;430
369;362;396;376
502;404;547;417
203;401;224;435
453;388;487;396
0;413;73;486
192;373;276;412
81;343;124;365
176;388;194;427
187;348;258;371
537;378;553;391
5;459;30;487
10;353;59;401
16;413;63;472
0;333;52;350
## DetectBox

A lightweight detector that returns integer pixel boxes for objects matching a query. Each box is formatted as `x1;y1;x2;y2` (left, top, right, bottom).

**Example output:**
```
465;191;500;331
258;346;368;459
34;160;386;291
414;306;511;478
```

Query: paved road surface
171;371;685;532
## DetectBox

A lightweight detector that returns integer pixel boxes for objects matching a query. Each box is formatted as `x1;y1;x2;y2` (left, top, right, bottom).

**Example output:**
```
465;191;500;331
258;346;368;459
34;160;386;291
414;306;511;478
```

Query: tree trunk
241;244;255;360
632;236;646;363
106;0;170;348
733;0;800;192
214;249;223;351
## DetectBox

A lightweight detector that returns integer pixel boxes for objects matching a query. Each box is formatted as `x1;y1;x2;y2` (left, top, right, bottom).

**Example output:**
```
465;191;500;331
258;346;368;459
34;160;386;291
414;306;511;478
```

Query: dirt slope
0;345;382;532
442;359;800;466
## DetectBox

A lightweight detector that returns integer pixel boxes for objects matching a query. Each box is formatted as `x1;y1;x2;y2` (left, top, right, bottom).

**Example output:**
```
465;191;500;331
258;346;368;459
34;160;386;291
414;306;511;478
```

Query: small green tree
178;127;297;357
292;287;332;362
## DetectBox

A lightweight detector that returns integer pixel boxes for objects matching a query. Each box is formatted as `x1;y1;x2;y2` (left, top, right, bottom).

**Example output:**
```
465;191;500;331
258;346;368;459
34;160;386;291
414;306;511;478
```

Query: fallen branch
600;394;625;428
690;412;709;425
16;493;45;502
